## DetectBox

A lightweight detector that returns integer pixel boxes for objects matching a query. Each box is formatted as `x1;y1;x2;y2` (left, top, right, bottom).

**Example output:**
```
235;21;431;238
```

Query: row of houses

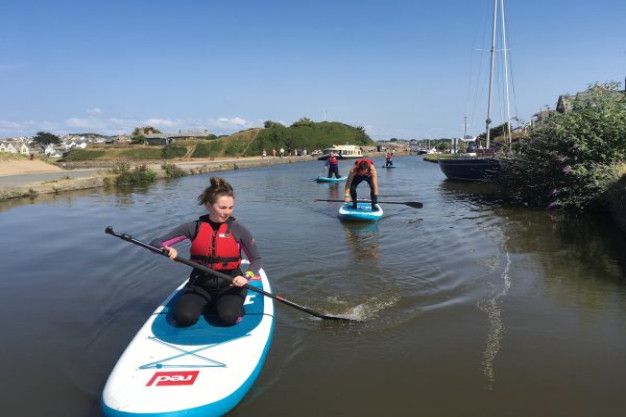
0;129;214;157
0;134;130;157
143;130;213;145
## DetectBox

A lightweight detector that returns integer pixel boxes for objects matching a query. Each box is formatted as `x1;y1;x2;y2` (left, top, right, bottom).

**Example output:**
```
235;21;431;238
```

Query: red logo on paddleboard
146;370;199;387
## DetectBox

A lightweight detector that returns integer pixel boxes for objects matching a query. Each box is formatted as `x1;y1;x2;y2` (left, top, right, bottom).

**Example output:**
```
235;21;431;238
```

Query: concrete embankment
0;156;312;201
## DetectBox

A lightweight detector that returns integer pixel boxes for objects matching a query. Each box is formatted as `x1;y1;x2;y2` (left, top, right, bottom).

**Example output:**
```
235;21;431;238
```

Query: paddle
105;226;354;322
314;198;423;209
316;165;326;179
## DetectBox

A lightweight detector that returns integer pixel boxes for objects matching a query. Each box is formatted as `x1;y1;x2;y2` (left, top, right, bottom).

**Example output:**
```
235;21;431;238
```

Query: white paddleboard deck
102;266;274;417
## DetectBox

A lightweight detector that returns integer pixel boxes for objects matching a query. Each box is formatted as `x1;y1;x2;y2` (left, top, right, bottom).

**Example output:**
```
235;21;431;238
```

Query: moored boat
317;144;363;160
439;0;515;182
438;154;503;181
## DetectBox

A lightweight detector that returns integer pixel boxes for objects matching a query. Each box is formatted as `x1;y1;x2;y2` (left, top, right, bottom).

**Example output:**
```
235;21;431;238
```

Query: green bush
224;139;245;156
161;162;188;178
115;165;157;185
110;160;132;174
161;144;187;159
192;142;222;157
499;82;626;210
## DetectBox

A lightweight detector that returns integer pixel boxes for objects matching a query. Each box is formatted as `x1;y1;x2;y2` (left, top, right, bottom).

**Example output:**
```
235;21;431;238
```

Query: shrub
161;144;187;159
192;142;222;157
499;82;626;210
224;139;245;156
110;160;132;174
161;162;188;178
115;165;157;185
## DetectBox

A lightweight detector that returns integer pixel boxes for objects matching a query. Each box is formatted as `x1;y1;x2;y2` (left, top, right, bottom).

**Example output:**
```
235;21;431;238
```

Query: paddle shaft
105;226;351;321
314;198;423;208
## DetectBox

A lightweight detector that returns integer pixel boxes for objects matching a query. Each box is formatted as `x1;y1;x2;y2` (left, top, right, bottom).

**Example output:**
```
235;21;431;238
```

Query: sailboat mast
500;0;513;146
485;0;498;149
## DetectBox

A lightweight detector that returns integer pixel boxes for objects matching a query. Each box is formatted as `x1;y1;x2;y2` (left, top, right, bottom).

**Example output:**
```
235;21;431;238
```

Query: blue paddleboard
316;176;347;183
338;202;383;221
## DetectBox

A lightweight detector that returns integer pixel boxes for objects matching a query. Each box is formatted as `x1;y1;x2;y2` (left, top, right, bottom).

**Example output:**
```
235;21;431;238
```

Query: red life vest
354;158;374;174
328;155;339;165
189;219;241;270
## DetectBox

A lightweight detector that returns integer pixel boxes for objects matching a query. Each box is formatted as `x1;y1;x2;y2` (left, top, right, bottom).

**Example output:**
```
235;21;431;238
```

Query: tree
32;131;61;146
263;120;284;129
291;118;314;128
132;126;161;136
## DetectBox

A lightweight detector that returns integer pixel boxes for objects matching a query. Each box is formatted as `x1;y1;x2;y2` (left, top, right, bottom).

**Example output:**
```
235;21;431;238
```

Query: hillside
60;121;374;161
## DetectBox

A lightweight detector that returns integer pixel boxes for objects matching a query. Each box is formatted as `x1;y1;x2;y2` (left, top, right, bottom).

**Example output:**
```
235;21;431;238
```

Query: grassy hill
195;121;374;157
61;120;374;161
248;120;374;156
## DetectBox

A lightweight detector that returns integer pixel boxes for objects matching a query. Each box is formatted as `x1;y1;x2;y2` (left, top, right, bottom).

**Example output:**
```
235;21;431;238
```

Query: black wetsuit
150;215;262;327
349;174;378;210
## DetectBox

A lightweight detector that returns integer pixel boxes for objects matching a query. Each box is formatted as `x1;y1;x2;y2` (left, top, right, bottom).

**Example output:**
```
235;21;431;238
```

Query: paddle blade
405;202;423;208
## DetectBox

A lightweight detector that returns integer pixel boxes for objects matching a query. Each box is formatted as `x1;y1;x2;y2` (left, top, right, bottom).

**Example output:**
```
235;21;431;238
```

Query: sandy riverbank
0;159;65;176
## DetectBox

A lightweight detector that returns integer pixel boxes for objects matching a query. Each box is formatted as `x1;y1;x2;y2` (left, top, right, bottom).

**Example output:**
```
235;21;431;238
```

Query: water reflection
437;180;503;208
0;188;112;213
499;208;626;312
343;222;380;261
476;250;511;390
327;183;340;200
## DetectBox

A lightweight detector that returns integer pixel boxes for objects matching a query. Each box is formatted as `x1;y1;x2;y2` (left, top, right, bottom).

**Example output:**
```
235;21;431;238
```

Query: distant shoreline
0;155;316;201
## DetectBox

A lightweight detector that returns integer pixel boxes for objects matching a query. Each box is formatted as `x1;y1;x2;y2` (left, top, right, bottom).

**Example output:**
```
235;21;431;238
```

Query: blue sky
1;0;624;140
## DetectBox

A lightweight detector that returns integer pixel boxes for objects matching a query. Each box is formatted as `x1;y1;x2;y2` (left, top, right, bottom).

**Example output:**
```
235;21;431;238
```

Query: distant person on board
344;158;379;211
325;151;341;178
150;177;262;327
385;150;394;167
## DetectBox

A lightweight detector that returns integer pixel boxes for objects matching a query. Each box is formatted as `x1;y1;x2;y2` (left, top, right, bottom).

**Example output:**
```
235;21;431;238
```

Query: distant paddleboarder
385;150;394;167
325;151;341;178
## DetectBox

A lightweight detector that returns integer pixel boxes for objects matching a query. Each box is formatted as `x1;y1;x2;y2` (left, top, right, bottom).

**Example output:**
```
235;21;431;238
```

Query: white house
17;142;30;155
0;141;17;153
44;144;64;158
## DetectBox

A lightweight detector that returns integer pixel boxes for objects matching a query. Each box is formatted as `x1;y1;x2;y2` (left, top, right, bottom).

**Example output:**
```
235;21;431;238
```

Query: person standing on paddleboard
385;150;394;167
150;177;262;327
344;159;379;211
325;151;341;178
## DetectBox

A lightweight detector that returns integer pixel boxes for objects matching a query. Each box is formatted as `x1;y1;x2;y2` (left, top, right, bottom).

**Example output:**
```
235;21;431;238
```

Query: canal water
1;156;625;417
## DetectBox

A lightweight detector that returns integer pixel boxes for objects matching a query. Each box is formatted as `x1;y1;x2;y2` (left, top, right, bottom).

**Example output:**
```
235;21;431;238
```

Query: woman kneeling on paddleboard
150;177;262;327
344;159;379;211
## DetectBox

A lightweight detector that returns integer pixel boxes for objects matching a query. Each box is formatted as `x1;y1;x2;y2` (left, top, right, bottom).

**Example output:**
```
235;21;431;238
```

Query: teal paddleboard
338;202;383;221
